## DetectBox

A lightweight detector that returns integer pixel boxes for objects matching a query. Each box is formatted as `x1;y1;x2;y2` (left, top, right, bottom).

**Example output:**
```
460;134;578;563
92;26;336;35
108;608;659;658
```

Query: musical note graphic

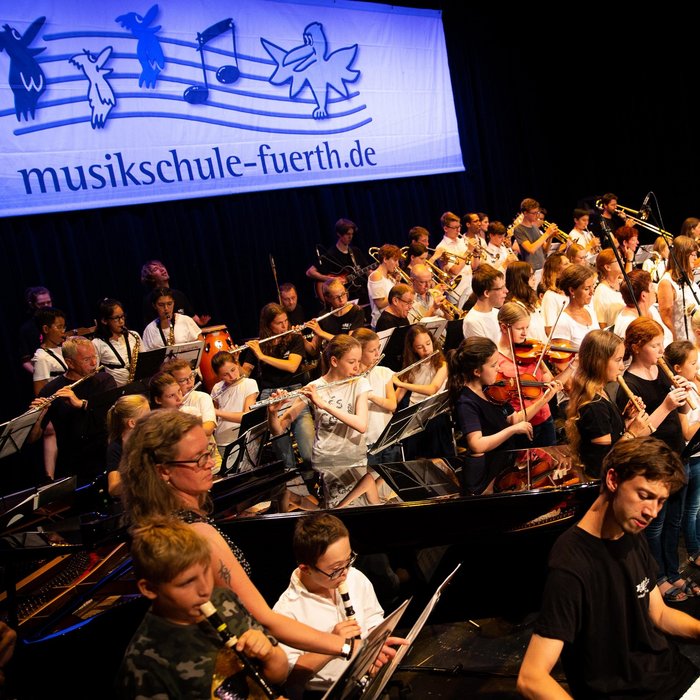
183;18;239;105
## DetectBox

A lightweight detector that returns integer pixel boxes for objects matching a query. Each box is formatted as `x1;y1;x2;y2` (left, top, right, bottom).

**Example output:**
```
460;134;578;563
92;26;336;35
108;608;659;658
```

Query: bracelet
340;638;355;660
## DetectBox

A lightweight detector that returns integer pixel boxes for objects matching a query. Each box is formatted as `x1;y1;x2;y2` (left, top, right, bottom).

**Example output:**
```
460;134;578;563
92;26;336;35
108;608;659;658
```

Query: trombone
595;200;674;241
368;247;412;285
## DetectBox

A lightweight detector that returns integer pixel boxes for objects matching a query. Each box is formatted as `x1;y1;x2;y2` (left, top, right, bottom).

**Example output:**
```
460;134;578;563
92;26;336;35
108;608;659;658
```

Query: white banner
0;0;464;217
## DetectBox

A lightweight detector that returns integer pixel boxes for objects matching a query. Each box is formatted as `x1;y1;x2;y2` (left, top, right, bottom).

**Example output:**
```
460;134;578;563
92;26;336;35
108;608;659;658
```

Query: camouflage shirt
116;587;269;699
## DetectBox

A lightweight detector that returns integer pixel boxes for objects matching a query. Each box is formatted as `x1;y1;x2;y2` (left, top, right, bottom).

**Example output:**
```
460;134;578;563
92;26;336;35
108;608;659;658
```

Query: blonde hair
107;394;150;442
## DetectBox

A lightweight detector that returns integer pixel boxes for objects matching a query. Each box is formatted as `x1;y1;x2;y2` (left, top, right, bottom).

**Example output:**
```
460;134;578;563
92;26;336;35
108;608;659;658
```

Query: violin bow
533;300;567;377
507;324;531;488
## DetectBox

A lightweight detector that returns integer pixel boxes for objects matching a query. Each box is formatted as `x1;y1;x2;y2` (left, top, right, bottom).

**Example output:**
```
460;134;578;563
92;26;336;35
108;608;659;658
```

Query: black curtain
2;3;700;426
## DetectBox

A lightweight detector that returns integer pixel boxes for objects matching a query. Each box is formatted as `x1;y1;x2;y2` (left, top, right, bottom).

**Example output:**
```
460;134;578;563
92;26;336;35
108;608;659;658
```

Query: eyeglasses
163;444;217;471
398;297;414;304
109;314;125;321
175;372;196;384
446;224;460;231
312;552;358;580
329;292;348;302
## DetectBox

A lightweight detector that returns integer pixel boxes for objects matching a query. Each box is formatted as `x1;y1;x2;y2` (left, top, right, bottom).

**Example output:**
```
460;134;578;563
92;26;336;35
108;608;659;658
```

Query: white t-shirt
309;375;371;469
211;377;259;446
273;567;384;693
462;307;499;339
92;332;142;386
556;305;600;347
593;282;625;329
526;306;547;342
182;390;216;425
366;365;394;445
31;346;66;382
613;307;674;348
141;313;201;351
367;275;394;328
542;290;568;329
407;362;446;406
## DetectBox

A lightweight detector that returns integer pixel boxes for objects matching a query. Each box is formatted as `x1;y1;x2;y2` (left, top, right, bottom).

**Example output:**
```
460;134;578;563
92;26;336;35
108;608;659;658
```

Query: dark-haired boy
273;513;402;697
117;517;287;698
518;437;700;699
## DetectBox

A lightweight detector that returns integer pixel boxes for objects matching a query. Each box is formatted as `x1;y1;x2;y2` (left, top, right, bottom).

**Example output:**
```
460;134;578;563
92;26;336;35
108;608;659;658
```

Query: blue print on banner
69;47;116;129
261;22;359;119
115;4;164;89
183;18;239;105
0;16;46;121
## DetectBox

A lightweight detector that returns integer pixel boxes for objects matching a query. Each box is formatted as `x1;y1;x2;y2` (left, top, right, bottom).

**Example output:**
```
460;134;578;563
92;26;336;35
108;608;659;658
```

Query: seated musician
210;351;259;455
92;298;142;387
116;517;288;699
141;287;203;351
28;336;116;485
593;248;625;329
447;337;558;494
306;279;365;345
614;225;641;274
139;259;210;328
461;264;507;340
403;241;429;274
367;244;402;328
409;263;442;321
408;225;430;247
273;513;403;698
280;283;306;327
375;284;415;333
31;307;67;396
19;285;54;375
518;437;700;700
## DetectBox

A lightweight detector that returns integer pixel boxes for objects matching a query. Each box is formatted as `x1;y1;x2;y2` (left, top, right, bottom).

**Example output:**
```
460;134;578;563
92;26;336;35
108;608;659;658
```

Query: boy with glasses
273;513;401;697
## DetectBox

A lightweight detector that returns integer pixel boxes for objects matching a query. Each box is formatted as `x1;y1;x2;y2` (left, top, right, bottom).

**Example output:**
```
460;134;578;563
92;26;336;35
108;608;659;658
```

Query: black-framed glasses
312;552;357;580
163;444;217;471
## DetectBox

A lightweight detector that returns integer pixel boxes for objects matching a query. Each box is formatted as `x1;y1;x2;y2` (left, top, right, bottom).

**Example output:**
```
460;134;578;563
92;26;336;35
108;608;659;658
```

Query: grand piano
0;446;597;698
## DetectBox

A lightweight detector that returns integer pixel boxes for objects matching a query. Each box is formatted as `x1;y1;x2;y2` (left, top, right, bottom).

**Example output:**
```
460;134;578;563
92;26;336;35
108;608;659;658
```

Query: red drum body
199;325;234;391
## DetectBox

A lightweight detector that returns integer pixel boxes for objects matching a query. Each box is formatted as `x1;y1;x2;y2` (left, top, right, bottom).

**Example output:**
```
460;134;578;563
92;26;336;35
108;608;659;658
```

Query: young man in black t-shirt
518;437;699;700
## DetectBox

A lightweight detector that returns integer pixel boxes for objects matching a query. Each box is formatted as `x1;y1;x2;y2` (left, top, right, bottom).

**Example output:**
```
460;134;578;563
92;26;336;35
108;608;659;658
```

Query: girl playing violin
496;302;567;448
447;337;560;494
617;317;694;602
268;335;382;508
565;330;650;479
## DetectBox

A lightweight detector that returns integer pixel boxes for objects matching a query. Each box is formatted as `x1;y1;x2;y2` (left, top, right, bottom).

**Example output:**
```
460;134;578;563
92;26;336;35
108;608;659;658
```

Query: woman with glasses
92;298;142;386
120;409;362;661
142;287;203;351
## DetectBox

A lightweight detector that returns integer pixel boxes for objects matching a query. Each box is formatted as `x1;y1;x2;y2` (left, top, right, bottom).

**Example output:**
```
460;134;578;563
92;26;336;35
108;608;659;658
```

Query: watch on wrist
341;638;354;660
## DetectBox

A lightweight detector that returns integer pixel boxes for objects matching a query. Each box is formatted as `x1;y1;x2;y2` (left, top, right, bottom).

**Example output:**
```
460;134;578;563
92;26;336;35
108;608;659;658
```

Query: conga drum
199;325;234;391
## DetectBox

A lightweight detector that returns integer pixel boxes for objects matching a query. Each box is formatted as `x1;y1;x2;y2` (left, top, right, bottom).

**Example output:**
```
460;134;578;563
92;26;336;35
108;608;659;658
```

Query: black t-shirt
317;245;370;276
285;304;306;327
535;526;697;699
39;371;117;484
240;334;306;390
576;393;625;478
590;212;626;243
320;305;366;335
375;311;409;333
615;370;685;455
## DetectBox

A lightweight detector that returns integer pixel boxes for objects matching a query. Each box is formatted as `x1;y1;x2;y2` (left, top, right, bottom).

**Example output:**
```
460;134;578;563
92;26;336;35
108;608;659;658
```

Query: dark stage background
2;4;698;427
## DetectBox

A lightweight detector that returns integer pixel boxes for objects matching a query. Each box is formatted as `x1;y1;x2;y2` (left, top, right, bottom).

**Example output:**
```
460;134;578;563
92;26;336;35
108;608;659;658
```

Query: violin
484;371;547;404
514;338;578;362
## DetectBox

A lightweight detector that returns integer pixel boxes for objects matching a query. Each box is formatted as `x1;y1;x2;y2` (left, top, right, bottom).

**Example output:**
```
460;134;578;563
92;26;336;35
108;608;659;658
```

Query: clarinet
200;601;280;699
337;581;361;640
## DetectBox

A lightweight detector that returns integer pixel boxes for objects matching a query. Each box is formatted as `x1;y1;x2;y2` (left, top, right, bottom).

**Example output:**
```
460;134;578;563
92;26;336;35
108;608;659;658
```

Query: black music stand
220;412;269;475
368;390;451;458
322;598;411;700
377;325;412;372
369;459;460;502
134;340;205;381
443;318;465;353
421;317;447;342
365;563;462;700
0;476;77;532
0;409;42;460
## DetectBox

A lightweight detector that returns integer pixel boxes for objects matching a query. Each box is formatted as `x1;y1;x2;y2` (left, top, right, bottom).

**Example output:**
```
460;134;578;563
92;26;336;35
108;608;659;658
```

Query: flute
249;355;384;411
181;381;202;403
26;366;105;414
657;357;697;410
231;303;352;354
393;350;440;379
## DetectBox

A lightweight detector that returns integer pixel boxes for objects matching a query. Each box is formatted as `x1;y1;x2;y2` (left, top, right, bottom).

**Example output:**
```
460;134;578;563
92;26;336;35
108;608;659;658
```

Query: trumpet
428;288;465;320
542;221;570;244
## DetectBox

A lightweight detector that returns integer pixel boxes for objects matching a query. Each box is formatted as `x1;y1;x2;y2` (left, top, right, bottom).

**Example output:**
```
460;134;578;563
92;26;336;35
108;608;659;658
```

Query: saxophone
127;331;140;383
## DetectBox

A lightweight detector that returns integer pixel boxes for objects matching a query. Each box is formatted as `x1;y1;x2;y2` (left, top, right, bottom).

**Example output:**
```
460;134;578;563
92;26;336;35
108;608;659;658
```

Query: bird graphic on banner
0;16;47;121
115;4;164;88
261;22;359;119
69;47;116;129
